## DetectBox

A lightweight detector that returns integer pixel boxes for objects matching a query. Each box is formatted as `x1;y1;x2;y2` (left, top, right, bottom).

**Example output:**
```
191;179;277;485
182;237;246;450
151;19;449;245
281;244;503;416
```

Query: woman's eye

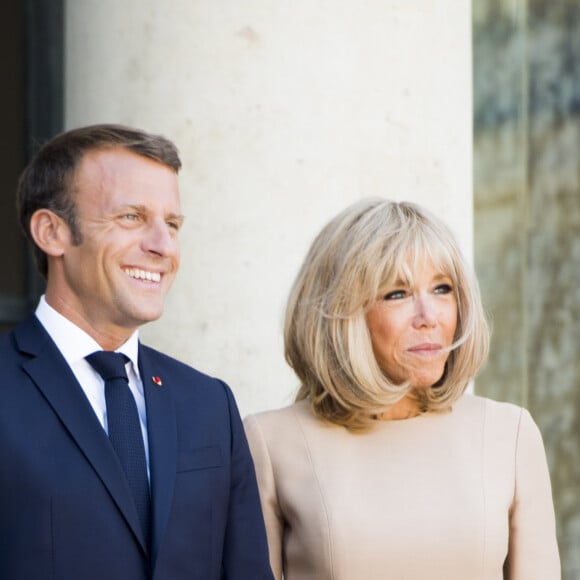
383;289;407;300
434;283;453;295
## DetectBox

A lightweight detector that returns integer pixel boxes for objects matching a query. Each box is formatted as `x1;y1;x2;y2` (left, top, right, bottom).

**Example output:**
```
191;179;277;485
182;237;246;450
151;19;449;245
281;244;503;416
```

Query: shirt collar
35;295;140;373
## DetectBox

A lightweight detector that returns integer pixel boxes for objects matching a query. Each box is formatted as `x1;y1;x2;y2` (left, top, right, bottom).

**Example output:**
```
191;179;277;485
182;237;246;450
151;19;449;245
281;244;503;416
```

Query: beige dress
244;394;560;580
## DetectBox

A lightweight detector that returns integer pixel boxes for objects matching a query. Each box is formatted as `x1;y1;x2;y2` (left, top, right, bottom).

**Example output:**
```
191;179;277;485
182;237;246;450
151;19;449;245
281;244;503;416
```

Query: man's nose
142;219;178;257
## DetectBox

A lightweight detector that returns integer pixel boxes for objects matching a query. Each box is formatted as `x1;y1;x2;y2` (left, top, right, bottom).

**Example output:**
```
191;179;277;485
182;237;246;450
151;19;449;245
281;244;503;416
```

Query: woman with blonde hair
245;198;559;579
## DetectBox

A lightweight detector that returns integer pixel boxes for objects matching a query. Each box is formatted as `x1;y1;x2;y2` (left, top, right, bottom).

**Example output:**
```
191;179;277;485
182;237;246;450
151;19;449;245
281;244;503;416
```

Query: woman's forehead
384;247;455;282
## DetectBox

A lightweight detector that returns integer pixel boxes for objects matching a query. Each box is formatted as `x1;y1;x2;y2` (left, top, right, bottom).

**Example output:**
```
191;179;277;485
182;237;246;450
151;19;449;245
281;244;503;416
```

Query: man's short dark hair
17;123;182;278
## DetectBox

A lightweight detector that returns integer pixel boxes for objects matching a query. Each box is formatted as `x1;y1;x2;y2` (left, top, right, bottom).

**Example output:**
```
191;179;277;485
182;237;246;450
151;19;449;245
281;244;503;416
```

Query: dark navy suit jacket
0;315;273;579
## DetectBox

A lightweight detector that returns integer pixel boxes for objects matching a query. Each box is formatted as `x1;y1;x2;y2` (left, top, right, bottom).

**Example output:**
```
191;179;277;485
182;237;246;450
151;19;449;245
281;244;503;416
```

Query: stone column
473;0;580;575
66;0;474;415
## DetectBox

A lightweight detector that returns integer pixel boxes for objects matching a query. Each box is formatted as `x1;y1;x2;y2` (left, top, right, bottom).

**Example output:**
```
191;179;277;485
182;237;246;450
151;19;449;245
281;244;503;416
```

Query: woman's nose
412;296;437;328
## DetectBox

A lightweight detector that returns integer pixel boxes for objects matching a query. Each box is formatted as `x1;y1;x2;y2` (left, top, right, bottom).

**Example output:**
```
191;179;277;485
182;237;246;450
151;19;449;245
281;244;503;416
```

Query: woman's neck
378;396;420;421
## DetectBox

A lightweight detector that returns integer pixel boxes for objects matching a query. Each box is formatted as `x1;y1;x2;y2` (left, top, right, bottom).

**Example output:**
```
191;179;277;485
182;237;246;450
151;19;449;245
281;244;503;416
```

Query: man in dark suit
0;124;274;579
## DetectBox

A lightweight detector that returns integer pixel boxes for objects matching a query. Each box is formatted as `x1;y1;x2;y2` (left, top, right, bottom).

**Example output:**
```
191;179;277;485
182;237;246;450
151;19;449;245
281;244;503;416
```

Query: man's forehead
73;147;178;187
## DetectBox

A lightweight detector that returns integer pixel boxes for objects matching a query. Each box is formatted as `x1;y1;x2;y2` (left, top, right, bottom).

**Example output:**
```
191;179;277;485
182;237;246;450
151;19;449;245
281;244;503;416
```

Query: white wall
66;0;473;416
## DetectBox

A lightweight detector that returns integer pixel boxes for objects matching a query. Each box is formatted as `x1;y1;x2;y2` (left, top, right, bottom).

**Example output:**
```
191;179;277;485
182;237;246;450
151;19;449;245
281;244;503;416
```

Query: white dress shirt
35;296;150;476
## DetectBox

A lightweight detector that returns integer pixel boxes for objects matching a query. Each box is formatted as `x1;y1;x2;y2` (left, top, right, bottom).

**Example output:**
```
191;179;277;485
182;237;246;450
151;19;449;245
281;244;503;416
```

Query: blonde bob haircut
285;198;490;431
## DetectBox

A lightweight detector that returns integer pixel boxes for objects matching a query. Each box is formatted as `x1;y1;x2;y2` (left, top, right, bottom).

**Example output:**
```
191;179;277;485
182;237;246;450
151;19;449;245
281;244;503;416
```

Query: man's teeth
125;269;161;282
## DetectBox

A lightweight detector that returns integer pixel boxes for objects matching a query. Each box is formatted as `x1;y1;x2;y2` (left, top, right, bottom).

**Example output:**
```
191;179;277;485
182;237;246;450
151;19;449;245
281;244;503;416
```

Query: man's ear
29;209;71;257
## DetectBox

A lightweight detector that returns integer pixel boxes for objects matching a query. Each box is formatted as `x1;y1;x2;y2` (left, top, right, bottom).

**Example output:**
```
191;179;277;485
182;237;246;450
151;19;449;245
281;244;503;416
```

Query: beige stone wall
66;1;474;415
473;0;580;577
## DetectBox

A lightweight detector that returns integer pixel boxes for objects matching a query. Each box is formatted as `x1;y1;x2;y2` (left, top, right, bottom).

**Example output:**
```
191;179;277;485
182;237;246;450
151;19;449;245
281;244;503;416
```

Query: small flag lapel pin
152;376;163;386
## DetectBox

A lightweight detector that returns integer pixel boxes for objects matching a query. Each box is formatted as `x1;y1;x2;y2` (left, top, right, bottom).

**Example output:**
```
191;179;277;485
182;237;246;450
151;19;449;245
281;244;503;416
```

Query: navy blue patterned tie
85;351;151;544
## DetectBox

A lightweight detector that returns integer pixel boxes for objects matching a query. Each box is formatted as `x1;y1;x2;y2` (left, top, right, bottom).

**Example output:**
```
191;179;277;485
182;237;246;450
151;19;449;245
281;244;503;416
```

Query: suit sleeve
244;414;285;580
220;383;274;580
504;409;560;579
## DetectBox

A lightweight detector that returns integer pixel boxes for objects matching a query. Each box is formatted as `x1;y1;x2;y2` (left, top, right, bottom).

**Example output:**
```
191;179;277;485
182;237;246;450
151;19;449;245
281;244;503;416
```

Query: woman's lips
407;343;442;353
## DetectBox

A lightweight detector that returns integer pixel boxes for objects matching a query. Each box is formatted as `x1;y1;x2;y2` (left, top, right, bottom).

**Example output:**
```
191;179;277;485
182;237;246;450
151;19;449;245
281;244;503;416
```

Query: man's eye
167;220;181;231
122;213;139;221
383;289;407;300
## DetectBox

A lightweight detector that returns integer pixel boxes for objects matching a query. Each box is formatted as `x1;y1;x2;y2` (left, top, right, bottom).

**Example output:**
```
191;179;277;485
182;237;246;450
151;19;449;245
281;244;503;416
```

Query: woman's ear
29;209;71;257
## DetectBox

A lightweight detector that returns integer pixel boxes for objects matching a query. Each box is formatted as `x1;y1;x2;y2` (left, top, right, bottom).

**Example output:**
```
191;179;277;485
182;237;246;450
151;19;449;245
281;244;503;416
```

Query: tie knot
86;351;130;381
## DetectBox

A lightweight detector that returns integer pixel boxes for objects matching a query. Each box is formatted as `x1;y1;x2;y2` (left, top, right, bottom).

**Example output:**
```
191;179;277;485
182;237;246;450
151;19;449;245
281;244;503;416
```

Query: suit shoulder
0;320;33;368
0;329;14;352
0;333;16;372
139;344;234;399
140;344;216;381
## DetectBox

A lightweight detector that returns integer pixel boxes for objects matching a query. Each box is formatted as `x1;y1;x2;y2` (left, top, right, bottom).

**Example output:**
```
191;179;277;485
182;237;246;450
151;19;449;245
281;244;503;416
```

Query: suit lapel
14;316;149;553
139;345;178;566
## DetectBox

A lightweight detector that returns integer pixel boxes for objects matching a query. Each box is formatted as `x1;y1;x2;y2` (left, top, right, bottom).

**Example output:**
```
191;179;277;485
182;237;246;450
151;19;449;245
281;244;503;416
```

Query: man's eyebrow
119;203;146;213
167;213;185;223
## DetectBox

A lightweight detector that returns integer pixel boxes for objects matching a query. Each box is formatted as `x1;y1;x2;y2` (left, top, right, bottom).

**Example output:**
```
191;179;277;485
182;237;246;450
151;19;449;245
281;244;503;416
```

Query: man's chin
126;304;165;326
